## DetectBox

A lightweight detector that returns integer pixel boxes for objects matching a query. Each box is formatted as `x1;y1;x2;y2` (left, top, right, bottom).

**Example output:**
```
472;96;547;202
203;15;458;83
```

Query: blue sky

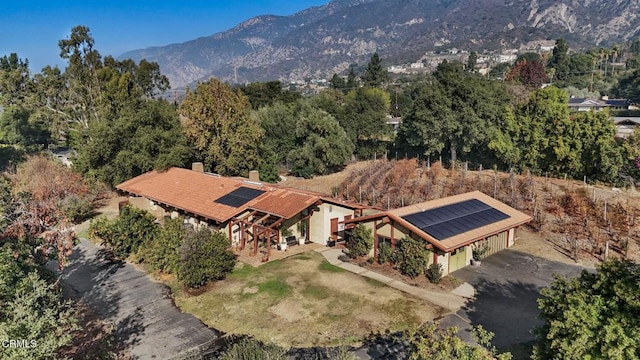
1;0;329;71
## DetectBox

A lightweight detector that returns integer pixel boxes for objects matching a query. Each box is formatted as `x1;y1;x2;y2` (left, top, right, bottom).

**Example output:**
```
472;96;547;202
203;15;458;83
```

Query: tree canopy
179;78;264;177
535;259;640;360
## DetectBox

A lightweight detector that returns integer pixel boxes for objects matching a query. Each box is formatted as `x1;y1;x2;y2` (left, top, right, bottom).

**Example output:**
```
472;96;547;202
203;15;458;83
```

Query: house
568;96;633;112
116;165;366;261
344;191;532;275
613;117;640;138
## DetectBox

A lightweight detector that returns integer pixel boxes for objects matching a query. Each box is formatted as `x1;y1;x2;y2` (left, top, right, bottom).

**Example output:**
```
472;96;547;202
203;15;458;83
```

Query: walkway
314;248;471;312
58;239;221;359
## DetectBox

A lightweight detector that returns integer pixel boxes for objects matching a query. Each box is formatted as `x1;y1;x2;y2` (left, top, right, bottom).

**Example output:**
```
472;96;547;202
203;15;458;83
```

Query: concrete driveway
442;250;586;356
59;239;221;359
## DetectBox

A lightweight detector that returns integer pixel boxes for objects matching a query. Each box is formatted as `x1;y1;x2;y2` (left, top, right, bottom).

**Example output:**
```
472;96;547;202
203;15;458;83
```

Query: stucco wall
309;203;354;245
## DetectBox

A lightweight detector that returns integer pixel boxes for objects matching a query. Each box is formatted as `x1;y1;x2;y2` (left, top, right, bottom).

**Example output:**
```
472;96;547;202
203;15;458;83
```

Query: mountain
119;0;640;88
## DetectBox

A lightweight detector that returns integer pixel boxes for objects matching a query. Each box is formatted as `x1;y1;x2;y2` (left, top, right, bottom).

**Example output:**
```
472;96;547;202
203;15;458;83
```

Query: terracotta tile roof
347;191;532;252
116;168;323;223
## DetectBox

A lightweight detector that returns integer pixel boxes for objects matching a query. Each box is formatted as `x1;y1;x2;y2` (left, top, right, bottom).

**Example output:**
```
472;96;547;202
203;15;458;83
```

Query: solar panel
401;199;510;241
214;186;265;208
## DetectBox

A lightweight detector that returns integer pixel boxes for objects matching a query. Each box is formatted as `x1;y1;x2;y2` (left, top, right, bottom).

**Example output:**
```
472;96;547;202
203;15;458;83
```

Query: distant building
568;96;633;112
614;117;640;138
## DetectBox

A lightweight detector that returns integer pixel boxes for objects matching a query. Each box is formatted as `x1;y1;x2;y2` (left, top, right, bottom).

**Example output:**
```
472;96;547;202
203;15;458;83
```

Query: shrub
345;224;373;258
472;241;490;261
88;205;158;258
177;229;236;288
219;337;288;360
337;254;351;262
139;218;185;274
395;236;430;279
60;194;93;223
377;241;394;264
426;263;443;284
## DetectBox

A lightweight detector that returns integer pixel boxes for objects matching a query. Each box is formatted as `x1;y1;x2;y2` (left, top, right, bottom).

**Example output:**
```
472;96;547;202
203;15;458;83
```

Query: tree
340;87;392;158
89;205;158;259
74;99;192;186
180;78;264;177
0;107;50;150
139;218;185;274
345;224;373;258
0;53;32;107
330;73;346;92
489;87;623;181
548;39;570;82
534;259;640;360
362;53;389;87
235;81;300;110
505;60;548;88
401;323;511;360
466;51;477;72
177;229;236;288
398;62;510;164
287;103;354;178
253;102;297;166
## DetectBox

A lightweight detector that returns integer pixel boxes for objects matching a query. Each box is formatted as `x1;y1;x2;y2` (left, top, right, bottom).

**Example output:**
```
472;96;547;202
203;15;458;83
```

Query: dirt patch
174;252;444;348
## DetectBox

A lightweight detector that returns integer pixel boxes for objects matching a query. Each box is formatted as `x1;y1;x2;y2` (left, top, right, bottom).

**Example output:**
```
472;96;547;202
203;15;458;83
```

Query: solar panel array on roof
401;199;510;241
214;186;265;208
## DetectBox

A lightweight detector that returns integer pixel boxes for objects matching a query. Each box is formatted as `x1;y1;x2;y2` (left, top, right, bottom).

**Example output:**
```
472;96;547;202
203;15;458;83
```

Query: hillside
120;0;640;87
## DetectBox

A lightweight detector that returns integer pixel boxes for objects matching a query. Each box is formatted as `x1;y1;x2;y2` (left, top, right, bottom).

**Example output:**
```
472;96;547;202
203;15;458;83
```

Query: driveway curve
60;239;221;359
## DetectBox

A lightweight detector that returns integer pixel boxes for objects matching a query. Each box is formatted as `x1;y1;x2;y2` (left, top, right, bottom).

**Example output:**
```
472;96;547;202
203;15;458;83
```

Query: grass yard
173;251;444;347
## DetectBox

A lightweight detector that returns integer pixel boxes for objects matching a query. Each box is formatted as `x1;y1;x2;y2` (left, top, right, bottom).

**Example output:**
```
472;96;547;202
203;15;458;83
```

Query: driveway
442;250;586;356
59;239;221;359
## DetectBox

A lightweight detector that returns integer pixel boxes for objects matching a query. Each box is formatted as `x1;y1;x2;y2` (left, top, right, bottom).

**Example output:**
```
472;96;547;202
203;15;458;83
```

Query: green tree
235;81;300;110
287;103;354;178
345;224;373;258
177;229;236;288
402;323;511;360
89;205;158;258
362;53;389;87
548;39;570;82
330;73;346;92
534;259;640;360
340;87;392;158
466;51;477;72
346;67;358;89
180;78;264;177
139;218;185;274
398;62;509;164
74;99;192;186
0;107;50;149
253;102;297;166
0;53;32;107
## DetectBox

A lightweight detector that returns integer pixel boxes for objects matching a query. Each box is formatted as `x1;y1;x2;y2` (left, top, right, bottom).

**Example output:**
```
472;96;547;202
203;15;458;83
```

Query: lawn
173;251;445;347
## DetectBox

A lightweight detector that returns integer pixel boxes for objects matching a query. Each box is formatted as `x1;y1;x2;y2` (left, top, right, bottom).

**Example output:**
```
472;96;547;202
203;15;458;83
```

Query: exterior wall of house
280;214;306;243
309;203;354;245
508;228;515;247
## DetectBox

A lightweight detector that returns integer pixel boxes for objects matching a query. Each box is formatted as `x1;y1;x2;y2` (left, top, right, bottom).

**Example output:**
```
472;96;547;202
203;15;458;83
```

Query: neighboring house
116;165;366;261
385;115;402;132
613;117;640;138
568;96;633;112
49;147;76;167
344;191;531;276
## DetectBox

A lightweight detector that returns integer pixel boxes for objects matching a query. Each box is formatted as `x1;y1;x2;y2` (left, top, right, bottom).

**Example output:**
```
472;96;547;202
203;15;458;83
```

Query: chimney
248;170;260;182
192;162;204;173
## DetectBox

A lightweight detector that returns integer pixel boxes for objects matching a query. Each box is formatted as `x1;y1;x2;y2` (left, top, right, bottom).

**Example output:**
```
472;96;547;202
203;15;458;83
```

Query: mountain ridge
119;0;640;88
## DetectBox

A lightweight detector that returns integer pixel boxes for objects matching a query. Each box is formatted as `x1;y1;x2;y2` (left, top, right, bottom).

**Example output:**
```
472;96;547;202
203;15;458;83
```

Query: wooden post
359;186;362;203
346;184;349;200
387;196;390;209
605;240;609;259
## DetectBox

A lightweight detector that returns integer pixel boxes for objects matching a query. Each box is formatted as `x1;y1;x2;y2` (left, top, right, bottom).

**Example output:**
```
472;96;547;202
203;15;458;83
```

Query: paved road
442;250;586;354
59;239;221;359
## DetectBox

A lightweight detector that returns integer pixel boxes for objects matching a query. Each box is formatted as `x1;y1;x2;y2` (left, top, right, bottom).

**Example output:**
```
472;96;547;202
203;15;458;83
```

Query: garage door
485;231;508;257
449;246;467;273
